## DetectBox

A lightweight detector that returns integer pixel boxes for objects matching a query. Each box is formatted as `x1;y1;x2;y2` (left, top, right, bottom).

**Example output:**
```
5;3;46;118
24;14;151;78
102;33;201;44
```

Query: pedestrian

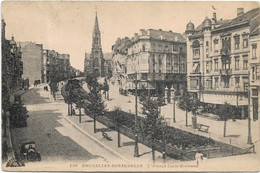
195;150;203;166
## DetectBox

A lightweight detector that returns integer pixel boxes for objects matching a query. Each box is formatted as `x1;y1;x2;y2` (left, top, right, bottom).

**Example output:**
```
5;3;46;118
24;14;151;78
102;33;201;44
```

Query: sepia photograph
1;1;260;172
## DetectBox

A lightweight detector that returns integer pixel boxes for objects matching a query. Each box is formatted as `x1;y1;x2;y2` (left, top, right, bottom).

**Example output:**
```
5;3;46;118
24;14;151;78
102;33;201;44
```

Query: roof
215;7;260;32
112;37;131;55
147;29;186;43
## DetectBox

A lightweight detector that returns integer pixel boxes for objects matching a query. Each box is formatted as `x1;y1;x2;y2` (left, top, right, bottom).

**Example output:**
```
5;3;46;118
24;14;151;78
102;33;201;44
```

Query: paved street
8;85;126;171
4;81;259;172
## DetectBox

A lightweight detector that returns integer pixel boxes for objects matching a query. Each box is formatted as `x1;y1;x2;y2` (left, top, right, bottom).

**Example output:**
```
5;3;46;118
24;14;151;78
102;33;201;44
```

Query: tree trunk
68;103;70;116
70;104;73;116
79;108;81;123
104;91;106;99
186;109;188;126
224;120;227;137
152;142;155;161
94;113;96;133
117;124;120;147
107;90;109;100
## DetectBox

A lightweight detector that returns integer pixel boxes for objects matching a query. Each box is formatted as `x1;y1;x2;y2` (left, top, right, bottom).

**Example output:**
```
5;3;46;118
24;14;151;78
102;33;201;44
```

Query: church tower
89;12;105;77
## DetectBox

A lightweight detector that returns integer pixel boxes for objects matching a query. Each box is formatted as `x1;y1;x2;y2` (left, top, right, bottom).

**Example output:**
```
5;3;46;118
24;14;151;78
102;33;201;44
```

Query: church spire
94;11;99;32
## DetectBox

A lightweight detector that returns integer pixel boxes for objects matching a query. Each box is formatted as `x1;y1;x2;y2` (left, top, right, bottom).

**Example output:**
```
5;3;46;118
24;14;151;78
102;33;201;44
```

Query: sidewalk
54;82;178;164
104;83;260;151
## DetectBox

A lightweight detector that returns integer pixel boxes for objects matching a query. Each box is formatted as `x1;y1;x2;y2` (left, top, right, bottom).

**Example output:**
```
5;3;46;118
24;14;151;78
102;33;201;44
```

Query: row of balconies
190;69;232;76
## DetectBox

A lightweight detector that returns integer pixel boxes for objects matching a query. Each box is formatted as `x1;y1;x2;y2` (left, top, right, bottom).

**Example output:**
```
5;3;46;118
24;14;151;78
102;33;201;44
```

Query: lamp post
247;71;252;144
134;72;139;157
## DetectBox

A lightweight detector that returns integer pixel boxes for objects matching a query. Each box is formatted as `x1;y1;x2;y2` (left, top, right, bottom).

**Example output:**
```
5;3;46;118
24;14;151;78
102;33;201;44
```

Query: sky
2;1;259;71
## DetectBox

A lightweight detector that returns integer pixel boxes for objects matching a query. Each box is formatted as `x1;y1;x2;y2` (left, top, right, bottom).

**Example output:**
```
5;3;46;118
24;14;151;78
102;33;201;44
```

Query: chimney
134;33;138;40
237;8;244;16
213;12;217;22
139;29;146;36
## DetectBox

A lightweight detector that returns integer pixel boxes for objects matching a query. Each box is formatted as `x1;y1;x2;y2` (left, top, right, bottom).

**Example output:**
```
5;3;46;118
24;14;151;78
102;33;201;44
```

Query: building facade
186;8;259;119
126;29;187;95
43;49;73;83
111;37;131;88
84;12;105;77
19;41;44;85
249;25;260;121
2;19;23;95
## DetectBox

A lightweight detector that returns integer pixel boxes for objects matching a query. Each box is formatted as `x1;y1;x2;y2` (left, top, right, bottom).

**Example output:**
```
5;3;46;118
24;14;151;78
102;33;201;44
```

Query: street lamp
247;71;252;144
134;71;139;157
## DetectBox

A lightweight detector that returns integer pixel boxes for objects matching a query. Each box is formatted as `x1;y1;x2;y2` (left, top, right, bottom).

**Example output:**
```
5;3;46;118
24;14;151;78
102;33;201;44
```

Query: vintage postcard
1;1;260;172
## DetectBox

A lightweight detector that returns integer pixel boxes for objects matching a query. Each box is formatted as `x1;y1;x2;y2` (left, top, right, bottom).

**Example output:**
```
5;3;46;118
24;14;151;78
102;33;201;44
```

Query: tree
62;79;81;116
177;86;200;127
49;66;59;100
2;86;10;137
84;74;105;133
111;106;127;147
74;87;88;123
9;99;29;128
177;87;191;126
217;102;235;137
142;96;164;161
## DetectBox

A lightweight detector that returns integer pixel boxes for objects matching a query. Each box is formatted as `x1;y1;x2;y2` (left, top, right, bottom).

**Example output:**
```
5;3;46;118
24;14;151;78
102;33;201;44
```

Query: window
234;35;240;49
252;44;257;58
257;66;260;80
206;41;209;47
179;47;183;52
173;45;178;52
190;79;199;89
193;49;200;59
214;39;219;52
214;77;219;88
235;77;240;87
159;55;162;66
243;59;248;70
243;38;248;48
193;62;200;73
206;80;212;89
222;76;230;88
235;56;240;70
252;66;260;80
222;58;231;70
243;77;249;90
142;45;146;52
252;89;258;96
214;59;218;71
166;55;171;73
206;62;210;74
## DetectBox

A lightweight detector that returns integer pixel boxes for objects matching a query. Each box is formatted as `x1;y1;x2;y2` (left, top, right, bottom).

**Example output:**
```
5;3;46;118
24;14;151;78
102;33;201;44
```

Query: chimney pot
237;8;244;16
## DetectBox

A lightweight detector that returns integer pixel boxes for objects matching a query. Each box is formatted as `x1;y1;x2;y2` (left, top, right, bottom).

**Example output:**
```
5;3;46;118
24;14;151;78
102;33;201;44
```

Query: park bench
198;124;210;133
101;130;112;141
